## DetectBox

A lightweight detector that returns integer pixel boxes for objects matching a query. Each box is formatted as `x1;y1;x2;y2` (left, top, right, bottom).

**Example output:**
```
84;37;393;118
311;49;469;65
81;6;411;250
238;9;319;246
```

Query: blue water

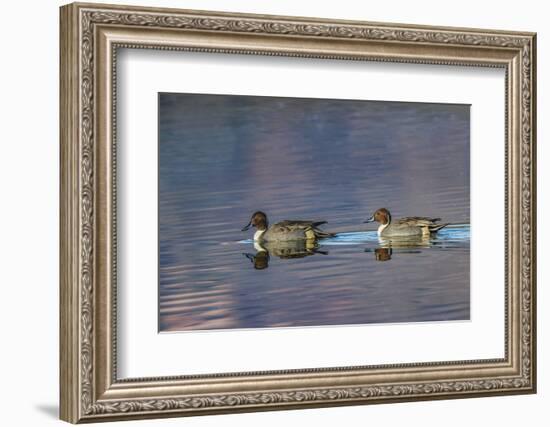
159;93;470;332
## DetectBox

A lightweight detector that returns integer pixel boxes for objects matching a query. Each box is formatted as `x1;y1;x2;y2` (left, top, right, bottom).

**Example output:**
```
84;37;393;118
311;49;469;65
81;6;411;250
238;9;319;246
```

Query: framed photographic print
60;2;537;423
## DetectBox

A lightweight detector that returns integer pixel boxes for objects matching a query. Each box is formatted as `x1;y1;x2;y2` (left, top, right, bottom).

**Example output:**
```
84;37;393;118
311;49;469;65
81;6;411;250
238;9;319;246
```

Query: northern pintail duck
364;208;449;238
241;211;333;242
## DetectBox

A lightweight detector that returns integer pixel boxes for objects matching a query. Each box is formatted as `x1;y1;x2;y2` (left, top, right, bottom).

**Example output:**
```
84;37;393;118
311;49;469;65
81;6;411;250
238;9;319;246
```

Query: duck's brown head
241;211;268;231
364;208;392;225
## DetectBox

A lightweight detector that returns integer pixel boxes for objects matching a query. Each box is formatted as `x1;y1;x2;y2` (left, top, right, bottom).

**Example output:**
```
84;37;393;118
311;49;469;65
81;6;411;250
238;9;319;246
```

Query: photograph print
158;92;470;332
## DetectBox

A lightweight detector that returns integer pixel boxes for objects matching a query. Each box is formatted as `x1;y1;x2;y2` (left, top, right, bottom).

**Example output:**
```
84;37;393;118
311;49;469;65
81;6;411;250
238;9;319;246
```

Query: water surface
159;93;470;332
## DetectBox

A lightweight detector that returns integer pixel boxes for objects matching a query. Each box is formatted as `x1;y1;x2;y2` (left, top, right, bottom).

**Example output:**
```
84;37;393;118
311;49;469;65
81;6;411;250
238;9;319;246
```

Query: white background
0;0;546;426
118;51;504;377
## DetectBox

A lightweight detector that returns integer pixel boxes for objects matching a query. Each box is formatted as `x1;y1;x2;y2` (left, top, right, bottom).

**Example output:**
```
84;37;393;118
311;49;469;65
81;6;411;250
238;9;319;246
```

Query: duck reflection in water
374;247;393;261
243;240;328;270
365;236;428;262
243;248;270;270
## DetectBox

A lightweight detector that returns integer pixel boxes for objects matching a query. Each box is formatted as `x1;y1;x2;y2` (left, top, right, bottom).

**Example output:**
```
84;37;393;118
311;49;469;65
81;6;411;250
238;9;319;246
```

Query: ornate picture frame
60;2;536;423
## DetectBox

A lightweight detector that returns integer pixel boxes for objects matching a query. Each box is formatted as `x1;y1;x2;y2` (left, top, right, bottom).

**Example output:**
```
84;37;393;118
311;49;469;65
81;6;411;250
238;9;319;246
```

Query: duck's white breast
254;229;266;241
378;223;389;236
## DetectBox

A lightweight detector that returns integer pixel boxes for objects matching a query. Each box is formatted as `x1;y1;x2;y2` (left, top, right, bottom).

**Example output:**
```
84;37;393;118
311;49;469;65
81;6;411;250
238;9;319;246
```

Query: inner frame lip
104;35;514;387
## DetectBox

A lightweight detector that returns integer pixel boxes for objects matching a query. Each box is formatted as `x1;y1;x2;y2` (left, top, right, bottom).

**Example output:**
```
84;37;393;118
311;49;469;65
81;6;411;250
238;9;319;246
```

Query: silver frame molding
60;2;537;423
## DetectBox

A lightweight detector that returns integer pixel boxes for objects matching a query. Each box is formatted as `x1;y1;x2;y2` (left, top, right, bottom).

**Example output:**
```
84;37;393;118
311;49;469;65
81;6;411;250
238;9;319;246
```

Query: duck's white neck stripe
378;223;389;236
253;229;266;241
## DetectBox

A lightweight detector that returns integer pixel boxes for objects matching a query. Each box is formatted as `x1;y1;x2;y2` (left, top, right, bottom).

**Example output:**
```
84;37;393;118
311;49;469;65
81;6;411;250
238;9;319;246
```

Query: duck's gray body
243;211;334;242
258;220;332;242
365;208;449;238
379;217;448;238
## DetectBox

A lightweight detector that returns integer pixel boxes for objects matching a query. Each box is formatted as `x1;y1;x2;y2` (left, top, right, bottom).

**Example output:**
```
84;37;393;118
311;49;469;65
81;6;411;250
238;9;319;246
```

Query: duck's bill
241;222;252;231
363;215;375;223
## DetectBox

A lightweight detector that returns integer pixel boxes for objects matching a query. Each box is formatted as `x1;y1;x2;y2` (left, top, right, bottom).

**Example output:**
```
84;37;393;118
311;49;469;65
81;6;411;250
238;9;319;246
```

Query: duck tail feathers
313;228;335;239
430;223;449;233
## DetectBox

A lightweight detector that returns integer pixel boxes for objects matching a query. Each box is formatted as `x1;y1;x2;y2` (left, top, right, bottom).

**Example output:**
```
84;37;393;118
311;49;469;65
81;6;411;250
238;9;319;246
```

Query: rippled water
159;93;470;332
